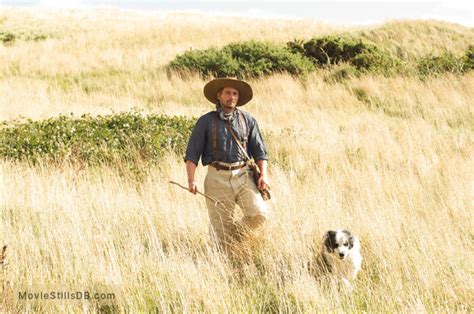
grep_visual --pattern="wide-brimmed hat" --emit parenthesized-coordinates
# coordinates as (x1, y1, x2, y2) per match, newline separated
(203, 78, 253, 106)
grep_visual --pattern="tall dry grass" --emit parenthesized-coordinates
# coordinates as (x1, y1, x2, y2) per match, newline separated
(0, 8, 473, 312)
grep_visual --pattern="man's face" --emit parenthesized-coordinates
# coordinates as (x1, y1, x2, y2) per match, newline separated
(217, 87, 239, 111)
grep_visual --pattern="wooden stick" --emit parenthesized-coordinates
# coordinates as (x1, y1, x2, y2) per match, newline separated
(168, 181, 224, 207)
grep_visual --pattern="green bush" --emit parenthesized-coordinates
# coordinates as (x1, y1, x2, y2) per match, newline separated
(24, 32, 48, 42)
(0, 30, 49, 44)
(288, 35, 402, 75)
(351, 46, 403, 75)
(417, 52, 467, 77)
(297, 36, 367, 66)
(0, 31, 15, 44)
(462, 45, 474, 70)
(286, 38, 305, 55)
(168, 41, 314, 78)
(0, 112, 195, 165)
(169, 37, 470, 79)
(168, 47, 240, 78)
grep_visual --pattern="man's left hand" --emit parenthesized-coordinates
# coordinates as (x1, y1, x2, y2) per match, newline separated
(258, 174, 269, 191)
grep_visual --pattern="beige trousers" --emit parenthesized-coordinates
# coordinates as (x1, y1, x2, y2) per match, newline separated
(204, 165, 268, 251)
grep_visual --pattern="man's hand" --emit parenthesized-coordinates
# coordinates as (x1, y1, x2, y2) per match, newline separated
(188, 180, 197, 194)
(257, 174, 269, 191)
(186, 160, 198, 194)
(256, 159, 269, 191)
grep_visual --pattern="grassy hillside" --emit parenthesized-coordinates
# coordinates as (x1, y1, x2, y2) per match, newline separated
(357, 20, 474, 59)
(1, 9, 473, 313)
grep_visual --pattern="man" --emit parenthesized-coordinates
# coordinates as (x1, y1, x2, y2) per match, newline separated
(184, 77, 269, 255)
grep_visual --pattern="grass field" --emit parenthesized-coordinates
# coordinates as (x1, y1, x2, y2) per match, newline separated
(1, 8, 473, 312)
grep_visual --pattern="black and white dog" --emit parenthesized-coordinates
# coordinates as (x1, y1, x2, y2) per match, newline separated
(317, 229, 362, 287)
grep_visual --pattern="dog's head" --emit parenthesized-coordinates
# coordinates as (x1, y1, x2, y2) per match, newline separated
(323, 230, 356, 260)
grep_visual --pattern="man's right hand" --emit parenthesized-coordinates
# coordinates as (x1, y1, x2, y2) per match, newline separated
(188, 181, 197, 194)
(186, 160, 198, 195)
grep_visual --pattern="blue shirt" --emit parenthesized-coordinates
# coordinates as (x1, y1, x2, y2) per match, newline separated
(185, 109, 268, 166)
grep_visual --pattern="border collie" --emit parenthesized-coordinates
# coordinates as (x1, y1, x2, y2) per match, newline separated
(317, 229, 362, 287)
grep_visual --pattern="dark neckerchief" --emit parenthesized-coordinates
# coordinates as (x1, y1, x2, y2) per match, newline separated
(216, 106, 238, 122)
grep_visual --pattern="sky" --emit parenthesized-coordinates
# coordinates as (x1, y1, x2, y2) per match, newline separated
(0, 0, 473, 27)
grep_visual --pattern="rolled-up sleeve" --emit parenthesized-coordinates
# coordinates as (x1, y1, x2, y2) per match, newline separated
(185, 116, 207, 165)
(248, 118, 268, 162)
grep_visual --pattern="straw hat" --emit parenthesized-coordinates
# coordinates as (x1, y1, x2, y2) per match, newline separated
(203, 77, 253, 106)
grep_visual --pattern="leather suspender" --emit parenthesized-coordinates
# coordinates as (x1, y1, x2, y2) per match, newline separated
(238, 111, 248, 150)
(211, 111, 219, 161)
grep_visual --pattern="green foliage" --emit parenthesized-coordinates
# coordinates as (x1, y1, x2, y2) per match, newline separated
(0, 31, 15, 44)
(351, 46, 404, 75)
(298, 36, 367, 66)
(462, 45, 474, 70)
(0, 112, 195, 166)
(22, 32, 48, 42)
(169, 47, 240, 78)
(286, 38, 305, 55)
(168, 41, 314, 78)
(227, 41, 315, 77)
(169, 36, 473, 79)
(288, 35, 403, 75)
(0, 28, 49, 45)
(416, 51, 467, 77)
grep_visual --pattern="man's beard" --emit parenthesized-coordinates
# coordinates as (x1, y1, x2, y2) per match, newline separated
(221, 100, 236, 110)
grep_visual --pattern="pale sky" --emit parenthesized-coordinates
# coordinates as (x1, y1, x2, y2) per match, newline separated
(1, 0, 473, 27)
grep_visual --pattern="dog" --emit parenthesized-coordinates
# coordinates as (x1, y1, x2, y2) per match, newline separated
(312, 229, 362, 288)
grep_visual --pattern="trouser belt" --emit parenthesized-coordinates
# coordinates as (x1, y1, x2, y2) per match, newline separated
(210, 161, 247, 171)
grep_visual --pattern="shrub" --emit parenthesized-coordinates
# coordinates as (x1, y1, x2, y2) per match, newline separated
(0, 31, 15, 44)
(24, 33, 48, 42)
(0, 30, 48, 44)
(350, 46, 403, 75)
(462, 45, 474, 70)
(289, 35, 402, 75)
(0, 112, 195, 166)
(417, 52, 466, 77)
(168, 41, 314, 78)
(168, 47, 240, 78)
(298, 36, 367, 66)
(286, 38, 305, 55)
(226, 41, 314, 77)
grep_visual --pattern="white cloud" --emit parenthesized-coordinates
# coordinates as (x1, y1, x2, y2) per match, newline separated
(37, 0, 84, 8)
(1, 0, 473, 27)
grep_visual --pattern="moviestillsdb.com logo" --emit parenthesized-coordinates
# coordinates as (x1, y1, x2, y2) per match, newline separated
(18, 291, 115, 301)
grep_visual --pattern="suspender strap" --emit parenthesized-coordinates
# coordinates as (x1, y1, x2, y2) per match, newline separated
(238, 111, 248, 150)
(211, 111, 219, 161)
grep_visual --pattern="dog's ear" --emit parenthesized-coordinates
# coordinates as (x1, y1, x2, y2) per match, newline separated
(324, 230, 337, 251)
(348, 235, 355, 249)
(342, 229, 355, 249)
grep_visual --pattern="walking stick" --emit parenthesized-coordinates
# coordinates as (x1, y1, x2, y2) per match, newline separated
(168, 181, 224, 207)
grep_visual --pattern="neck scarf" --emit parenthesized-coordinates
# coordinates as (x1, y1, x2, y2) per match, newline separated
(216, 105, 238, 121)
